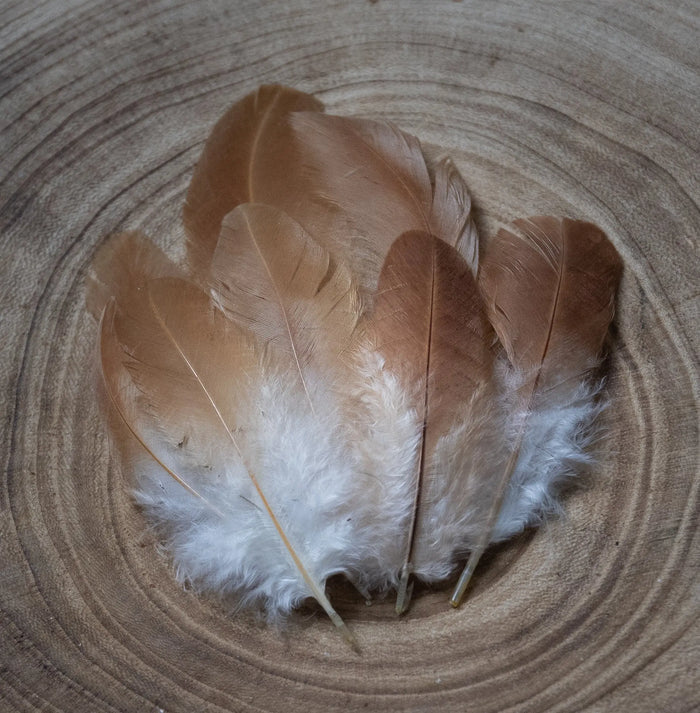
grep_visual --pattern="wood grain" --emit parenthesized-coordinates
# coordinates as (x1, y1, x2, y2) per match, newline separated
(1, 1, 698, 711)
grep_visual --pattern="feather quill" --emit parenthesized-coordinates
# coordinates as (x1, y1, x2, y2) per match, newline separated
(451, 216, 622, 605)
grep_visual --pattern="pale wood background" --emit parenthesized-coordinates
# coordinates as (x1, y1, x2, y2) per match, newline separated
(1, 1, 698, 711)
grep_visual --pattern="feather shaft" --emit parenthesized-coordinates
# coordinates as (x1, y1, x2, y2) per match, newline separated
(396, 245, 436, 614)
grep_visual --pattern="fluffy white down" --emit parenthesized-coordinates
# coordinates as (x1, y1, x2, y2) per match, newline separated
(133, 350, 603, 611)
(343, 352, 604, 587)
(493, 372, 604, 541)
(412, 384, 507, 581)
(343, 347, 421, 591)
(134, 362, 369, 618)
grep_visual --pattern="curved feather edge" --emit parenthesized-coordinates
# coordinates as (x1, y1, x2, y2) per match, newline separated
(429, 157, 479, 274)
(86, 231, 182, 319)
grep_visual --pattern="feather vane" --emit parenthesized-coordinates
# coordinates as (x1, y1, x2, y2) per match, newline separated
(208, 203, 360, 413)
(183, 85, 323, 273)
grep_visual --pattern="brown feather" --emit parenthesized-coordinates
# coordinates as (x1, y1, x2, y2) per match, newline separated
(368, 230, 493, 611)
(480, 216, 622, 386)
(183, 85, 323, 273)
(451, 216, 622, 605)
(88, 233, 220, 503)
(208, 203, 360, 413)
(86, 231, 181, 319)
(280, 113, 434, 296)
(429, 157, 479, 274)
(100, 270, 356, 643)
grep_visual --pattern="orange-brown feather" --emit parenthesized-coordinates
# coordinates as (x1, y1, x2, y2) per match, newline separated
(183, 85, 323, 273)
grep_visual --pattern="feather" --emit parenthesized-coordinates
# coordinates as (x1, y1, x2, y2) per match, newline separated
(284, 113, 480, 296)
(360, 231, 495, 612)
(90, 235, 239, 515)
(278, 112, 433, 296)
(143, 278, 357, 644)
(183, 85, 323, 273)
(88, 233, 217, 507)
(91, 236, 358, 642)
(207, 203, 360, 413)
(450, 216, 622, 605)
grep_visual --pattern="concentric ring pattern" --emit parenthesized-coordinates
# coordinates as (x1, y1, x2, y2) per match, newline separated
(1, 2, 698, 711)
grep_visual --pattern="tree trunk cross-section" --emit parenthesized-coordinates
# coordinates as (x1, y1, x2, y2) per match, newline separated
(1, 2, 698, 712)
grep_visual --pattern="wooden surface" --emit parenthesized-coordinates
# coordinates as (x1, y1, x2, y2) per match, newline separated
(1, 1, 698, 711)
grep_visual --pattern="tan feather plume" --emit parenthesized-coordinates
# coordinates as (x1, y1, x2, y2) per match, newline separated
(184, 85, 478, 291)
(283, 113, 479, 296)
(88, 235, 234, 514)
(365, 231, 493, 612)
(451, 216, 623, 605)
(144, 278, 356, 645)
